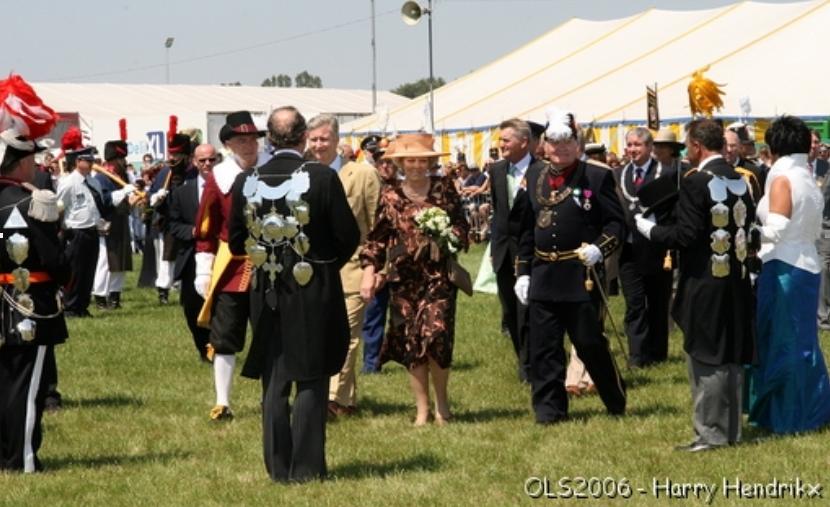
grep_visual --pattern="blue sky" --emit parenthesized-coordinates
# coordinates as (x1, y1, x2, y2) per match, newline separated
(2, 0, 799, 90)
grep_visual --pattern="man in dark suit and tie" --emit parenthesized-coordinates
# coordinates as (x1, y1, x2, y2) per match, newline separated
(489, 119, 544, 381)
(615, 127, 677, 368)
(168, 143, 217, 361)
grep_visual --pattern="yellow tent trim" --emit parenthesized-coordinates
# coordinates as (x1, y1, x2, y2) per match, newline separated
(436, 10, 650, 124)
(513, 2, 743, 121)
(593, 0, 830, 121)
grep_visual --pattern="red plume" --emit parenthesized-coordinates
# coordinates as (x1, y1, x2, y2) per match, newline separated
(119, 118, 127, 141)
(167, 115, 178, 142)
(0, 74, 59, 138)
(61, 126, 84, 151)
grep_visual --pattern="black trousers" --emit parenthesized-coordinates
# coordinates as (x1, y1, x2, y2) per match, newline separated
(0, 345, 46, 472)
(179, 258, 210, 358)
(262, 356, 328, 483)
(528, 299, 626, 422)
(209, 292, 250, 355)
(618, 249, 673, 367)
(63, 227, 100, 313)
(495, 260, 529, 379)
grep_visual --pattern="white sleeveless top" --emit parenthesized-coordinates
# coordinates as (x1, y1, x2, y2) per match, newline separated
(757, 154, 823, 273)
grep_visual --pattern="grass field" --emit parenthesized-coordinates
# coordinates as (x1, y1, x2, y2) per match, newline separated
(2, 244, 829, 506)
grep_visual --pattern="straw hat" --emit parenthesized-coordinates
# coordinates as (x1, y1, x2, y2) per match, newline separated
(653, 128, 684, 149)
(385, 133, 448, 158)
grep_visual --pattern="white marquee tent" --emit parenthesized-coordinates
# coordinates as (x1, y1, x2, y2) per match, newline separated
(343, 0, 829, 164)
(32, 83, 409, 161)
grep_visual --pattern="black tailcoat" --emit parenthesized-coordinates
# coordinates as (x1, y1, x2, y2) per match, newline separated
(650, 158, 755, 366)
(0, 180, 69, 346)
(228, 152, 359, 381)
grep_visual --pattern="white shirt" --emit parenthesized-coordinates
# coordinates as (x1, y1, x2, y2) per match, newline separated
(197, 174, 206, 203)
(758, 154, 823, 273)
(57, 170, 102, 229)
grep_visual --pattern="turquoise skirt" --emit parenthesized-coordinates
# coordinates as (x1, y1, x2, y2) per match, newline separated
(748, 259, 830, 433)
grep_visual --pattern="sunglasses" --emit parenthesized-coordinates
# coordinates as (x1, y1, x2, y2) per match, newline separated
(197, 157, 217, 163)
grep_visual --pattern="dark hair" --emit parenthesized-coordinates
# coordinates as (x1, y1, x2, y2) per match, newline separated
(764, 115, 810, 157)
(268, 106, 307, 149)
(686, 119, 724, 152)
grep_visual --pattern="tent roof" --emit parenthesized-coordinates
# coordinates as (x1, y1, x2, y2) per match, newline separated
(344, 0, 828, 134)
(32, 82, 409, 120)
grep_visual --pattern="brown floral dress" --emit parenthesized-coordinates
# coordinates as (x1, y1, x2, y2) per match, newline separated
(360, 176, 469, 369)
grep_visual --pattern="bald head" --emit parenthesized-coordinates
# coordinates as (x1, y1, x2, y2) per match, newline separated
(268, 106, 307, 150)
(193, 143, 217, 177)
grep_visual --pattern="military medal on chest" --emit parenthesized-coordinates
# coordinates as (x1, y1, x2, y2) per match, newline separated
(242, 164, 314, 290)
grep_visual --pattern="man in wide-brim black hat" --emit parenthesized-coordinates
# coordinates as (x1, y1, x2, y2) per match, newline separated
(195, 110, 269, 421)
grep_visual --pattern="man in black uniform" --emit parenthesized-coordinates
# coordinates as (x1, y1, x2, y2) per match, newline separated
(0, 127, 69, 472)
(489, 118, 543, 381)
(514, 109, 626, 424)
(92, 140, 137, 309)
(228, 106, 359, 482)
(147, 133, 194, 304)
(636, 119, 755, 451)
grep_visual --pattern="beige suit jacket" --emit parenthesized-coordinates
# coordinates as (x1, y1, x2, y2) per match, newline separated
(338, 160, 381, 293)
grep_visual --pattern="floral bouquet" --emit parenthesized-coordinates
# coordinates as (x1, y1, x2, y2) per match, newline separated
(414, 206, 462, 255)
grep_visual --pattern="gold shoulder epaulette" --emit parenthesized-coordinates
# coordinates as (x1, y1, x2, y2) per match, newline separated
(684, 167, 699, 177)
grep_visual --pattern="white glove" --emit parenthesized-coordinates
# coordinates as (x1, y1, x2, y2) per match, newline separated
(635, 213, 657, 240)
(149, 188, 169, 207)
(194, 252, 215, 298)
(514, 275, 530, 306)
(576, 244, 603, 267)
(759, 212, 790, 244)
(110, 184, 136, 206)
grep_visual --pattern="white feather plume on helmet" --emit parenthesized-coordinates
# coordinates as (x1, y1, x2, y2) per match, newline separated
(544, 107, 578, 142)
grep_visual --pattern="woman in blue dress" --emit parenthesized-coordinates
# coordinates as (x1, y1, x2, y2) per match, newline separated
(749, 116, 830, 433)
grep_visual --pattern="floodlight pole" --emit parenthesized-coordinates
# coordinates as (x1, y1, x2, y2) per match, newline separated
(165, 37, 175, 84)
(427, 0, 434, 133)
(371, 0, 377, 113)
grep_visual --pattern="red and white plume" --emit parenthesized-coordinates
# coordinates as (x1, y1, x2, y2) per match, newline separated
(119, 118, 127, 141)
(0, 74, 58, 139)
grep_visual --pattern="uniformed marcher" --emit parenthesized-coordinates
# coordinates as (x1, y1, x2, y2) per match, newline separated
(514, 109, 626, 424)
(228, 105, 359, 482)
(147, 129, 193, 304)
(0, 90, 69, 472)
(636, 119, 755, 451)
(56, 129, 106, 318)
(91, 139, 137, 309)
(193, 111, 269, 421)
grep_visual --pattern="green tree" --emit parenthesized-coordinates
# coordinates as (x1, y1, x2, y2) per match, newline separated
(220, 81, 242, 86)
(295, 71, 323, 88)
(391, 77, 446, 98)
(261, 74, 292, 87)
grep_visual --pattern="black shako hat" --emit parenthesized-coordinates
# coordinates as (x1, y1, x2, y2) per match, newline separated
(219, 110, 266, 144)
(104, 140, 128, 161)
(361, 135, 382, 153)
(168, 134, 192, 156)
